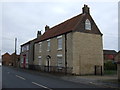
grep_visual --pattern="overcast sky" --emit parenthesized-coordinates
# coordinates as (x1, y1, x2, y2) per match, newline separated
(1, 1, 118, 55)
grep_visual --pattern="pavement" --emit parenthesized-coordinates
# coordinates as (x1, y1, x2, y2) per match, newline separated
(61, 74, 120, 89)
(4, 66, 120, 89)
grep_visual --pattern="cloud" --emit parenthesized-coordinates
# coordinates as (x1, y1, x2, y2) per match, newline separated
(2, 2, 118, 54)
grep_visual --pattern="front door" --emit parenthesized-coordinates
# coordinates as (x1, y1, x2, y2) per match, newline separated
(23, 55, 26, 68)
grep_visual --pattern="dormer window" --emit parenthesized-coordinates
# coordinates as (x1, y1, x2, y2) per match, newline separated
(85, 19, 91, 30)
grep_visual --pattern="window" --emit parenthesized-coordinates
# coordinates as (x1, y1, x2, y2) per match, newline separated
(39, 42, 42, 52)
(57, 36, 62, 50)
(85, 19, 91, 30)
(21, 47, 24, 52)
(26, 45, 29, 51)
(21, 45, 29, 52)
(47, 39, 50, 51)
(21, 58, 23, 63)
(38, 56, 42, 65)
(57, 54, 63, 69)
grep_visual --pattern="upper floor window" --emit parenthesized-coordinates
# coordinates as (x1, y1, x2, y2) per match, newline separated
(39, 42, 42, 52)
(26, 45, 29, 51)
(21, 45, 29, 52)
(47, 39, 50, 51)
(85, 19, 91, 30)
(57, 36, 62, 50)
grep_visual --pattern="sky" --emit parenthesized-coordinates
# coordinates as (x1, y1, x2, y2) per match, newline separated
(118, 1, 120, 51)
(1, 1, 119, 55)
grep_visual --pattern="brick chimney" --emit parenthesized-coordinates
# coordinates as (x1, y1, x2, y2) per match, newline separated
(82, 4, 90, 14)
(45, 25, 50, 32)
(37, 31, 41, 38)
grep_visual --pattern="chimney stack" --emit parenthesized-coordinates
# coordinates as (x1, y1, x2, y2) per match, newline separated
(45, 25, 50, 32)
(37, 31, 41, 38)
(82, 4, 90, 14)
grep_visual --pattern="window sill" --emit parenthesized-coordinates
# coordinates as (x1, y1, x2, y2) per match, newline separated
(47, 50, 50, 52)
(57, 48, 62, 51)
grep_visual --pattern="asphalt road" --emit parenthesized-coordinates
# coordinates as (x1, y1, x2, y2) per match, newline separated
(2, 66, 103, 89)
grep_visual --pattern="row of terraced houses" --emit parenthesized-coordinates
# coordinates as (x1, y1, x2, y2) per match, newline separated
(20, 5, 104, 75)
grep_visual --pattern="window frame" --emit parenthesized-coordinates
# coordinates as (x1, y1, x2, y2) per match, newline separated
(85, 19, 91, 30)
(39, 42, 42, 52)
(47, 39, 50, 51)
(57, 54, 63, 69)
(57, 35, 62, 50)
(38, 56, 42, 65)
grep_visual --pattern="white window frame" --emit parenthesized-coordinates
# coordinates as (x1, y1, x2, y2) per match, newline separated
(38, 56, 42, 65)
(26, 45, 29, 51)
(39, 42, 42, 52)
(57, 35, 62, 50)
(57, 54, 63, 69)
(47, 39, 50, 51)
(85, 19, 91, 30)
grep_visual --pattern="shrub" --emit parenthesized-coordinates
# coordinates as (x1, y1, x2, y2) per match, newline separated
(104, 60, 117, 70)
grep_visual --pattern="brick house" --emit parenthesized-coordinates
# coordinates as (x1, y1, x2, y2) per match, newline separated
(20, 31, 41, 69)
(33, 5, 103, 75)
(114, 51, 120, 81)
(2, 52, 19, 67)
(2, 53, 11, 66)
(103, 50, 117, 62)
(10, 53, 20, 67)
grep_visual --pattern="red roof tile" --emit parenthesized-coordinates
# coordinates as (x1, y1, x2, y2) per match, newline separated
(36, 14, 85, 42)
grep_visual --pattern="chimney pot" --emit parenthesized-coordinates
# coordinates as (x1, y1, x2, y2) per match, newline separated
(82, 4, 90, 14)
(45, 25, 50, 32)
(37, 31, 41, 38)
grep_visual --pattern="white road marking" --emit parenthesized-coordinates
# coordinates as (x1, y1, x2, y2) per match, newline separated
(16, 75, 26, 80)
(32, 82, 52, 90)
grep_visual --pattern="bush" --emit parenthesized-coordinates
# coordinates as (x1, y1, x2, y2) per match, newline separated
(104, 60, 117, 70)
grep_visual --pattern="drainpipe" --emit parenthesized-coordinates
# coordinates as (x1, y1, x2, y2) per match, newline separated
(65, 33, 67, 75)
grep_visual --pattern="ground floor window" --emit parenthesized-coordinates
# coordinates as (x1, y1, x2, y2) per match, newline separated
(38, 56, 42, 65)
(57, 55, 63, 69)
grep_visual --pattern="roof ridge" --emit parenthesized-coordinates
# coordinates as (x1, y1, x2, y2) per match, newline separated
(36, 13, 84, 42)
(49, 13, 83, 31)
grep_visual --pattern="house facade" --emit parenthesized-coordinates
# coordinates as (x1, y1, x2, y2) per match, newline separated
(2, 53, 11, 66)
(11, 53, 20, 67)
(2, 52, 20, 67)
(34, 5, 103, 75)
(20, 31, 41, 69)
(114, 51, 120, 81)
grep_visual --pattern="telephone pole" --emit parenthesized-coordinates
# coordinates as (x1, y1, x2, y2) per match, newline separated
(15, 38, 17, 54)
(14, 38, 17, 67)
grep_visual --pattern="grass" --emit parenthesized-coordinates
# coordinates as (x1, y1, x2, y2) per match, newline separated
(104, 70, 117, 75)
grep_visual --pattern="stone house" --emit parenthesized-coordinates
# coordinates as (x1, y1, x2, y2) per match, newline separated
(114, 51, 120, 81)
(34, 5, 103, 75)
(20, 31, 41, 69)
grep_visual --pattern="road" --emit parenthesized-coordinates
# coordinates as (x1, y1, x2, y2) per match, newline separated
(2, 66, 103, 89)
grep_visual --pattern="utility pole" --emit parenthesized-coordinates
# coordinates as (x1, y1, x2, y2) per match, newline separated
(14, 38, 17, 67)
(15, 38, 17, 54)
